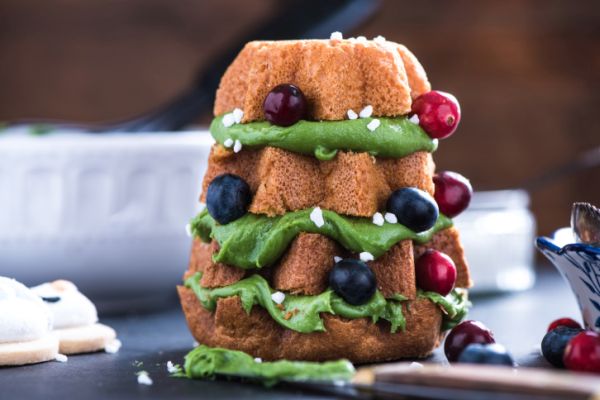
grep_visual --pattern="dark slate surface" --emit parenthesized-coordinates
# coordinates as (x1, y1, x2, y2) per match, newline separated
(0, 268, 577, 399)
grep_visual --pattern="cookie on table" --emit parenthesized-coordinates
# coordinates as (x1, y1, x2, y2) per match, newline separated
(0, 277, 59, 366)
(32, 280, 120, 355)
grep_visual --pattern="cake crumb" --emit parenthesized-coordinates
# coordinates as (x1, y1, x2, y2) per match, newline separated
(384, 212, 398, 224)
(372, 212, 384, 226)
(222, 113, 236, 127)
(310, 207, 325, 228)
(330, 31, 343, 41)
(359, 105, 373, 118)
(55, 354, 68, 363)
(166, 361, 179, 374)
(105, 339, 122, 354)
(373, 35, 386, 44)
(283, 311, 293, 320)
(232, 108, 244, 123)
(137, 371, 153, 386)
(233, 139, 242, 153)
(409, 114, 420, 125)
(276, 303, 285, 311)
(367, 119, 381, 132)
(271, 291, 285, 305)
(347, 109, 358, 120)
(359, 252, 374, 262)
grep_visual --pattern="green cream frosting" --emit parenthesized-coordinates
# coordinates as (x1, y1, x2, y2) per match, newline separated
(185, 272, 469, 334)
(210, 116, 437, 160)
(191, 208, 453, 270)
(184, 344, 355, 385)
(185, 272, 407, 334)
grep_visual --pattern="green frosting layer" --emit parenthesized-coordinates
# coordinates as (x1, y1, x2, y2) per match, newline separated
(419, 289, 471, 331)
(185, 272, 407, 334)
(191, 208, 453, 270)
(210, 116, 437, 160)
(184, 344, 355, 386)
(185, 272, 469, 334)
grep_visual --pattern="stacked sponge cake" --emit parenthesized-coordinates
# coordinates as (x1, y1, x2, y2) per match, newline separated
(178, 37, 472, 363)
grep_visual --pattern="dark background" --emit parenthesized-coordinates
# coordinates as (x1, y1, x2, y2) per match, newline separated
(1, 0, 598, 235)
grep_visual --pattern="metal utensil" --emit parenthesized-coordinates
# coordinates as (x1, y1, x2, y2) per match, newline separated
(571, 202, 600, 246)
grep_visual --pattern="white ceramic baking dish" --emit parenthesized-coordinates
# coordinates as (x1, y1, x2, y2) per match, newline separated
(0, 131, 213, 312)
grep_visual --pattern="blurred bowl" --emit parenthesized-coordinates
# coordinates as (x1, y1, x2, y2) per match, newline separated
(0, 131, 213, 312)
(454, 190, 536, 294)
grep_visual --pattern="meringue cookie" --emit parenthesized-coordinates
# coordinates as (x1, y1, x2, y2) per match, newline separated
(32, 280, 98, 329)
(0, 277, 53, 344)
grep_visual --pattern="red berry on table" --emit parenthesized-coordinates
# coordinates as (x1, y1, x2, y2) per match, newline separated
(263, 84, 307, 126)
(433, 171, 473, 218)
(415, 250, 457, 296)
(547, 317, 582, 333)
(444, 320, 495, 362)
(563, 331, 600, 374)
(411, 90, 461, 139)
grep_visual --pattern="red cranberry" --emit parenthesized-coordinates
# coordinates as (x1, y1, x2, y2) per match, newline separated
(411, 90, 461, 139)
(433, 171, 473, 218)
(415, 250, 457, 296)
(445, 320, 495, 362)
(547, 318, 582, 333)
(563, 331, 600, 374)
(263, 84, 307, 126)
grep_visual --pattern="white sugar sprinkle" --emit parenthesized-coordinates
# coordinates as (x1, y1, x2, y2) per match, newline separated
(359, 105, 373, 118)
(330, 31, 343, 41)
(185, 223, 192, 238)
(334, 256, 342, 263)
(409, 361, 424, 369)
(167, 361, 178, 374)
(222, 113, 235, 127)
(105, 339, 122, 354)
(55, 354, 68, 363)
(347, 109, 358, 120)
(254, 357, 263, 363)
(356, 36, 367, 43)
(372, 212, 384, 226)
(408, 114, 420, 125)
(232, 108, 244, 123)
(223, 138, 234, 148)
(271, 291, 285, 305)
(359, 252, 374, 262)
(192, 340, 200, 347)
(367, 119, 381, 132)
(233, 139, 242, 153)
(373, 35, 386, 44)
(310, 207, 325, 228)
(384, 212, 398, 224)
(137, 371, 153, 386)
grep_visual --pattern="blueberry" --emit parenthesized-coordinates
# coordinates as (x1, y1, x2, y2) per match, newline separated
(386, 188, 439, 232)
(457, 343, 515, 366)
(206, 174, 251, 224)
(541, 326, 582, 368)
(329, 259, 376, 305)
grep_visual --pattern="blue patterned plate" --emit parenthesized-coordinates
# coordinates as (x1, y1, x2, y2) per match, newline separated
(536, 228, 600, 331)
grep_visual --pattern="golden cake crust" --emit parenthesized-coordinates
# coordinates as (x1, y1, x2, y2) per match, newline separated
(201, 145, 435, 217)
(214, 39, 431, 122)
(178, 287, 443, 363)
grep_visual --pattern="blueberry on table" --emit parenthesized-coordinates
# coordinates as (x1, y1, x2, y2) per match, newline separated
(386, 187, 439, 232)
(457, 343, 515, 366)
(444, 320, 495, 362)
(329, 259, 376, 306)
(206, 174, 251, 224)
(263, 84, 307, 127)
(541, 326, 582, 368)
